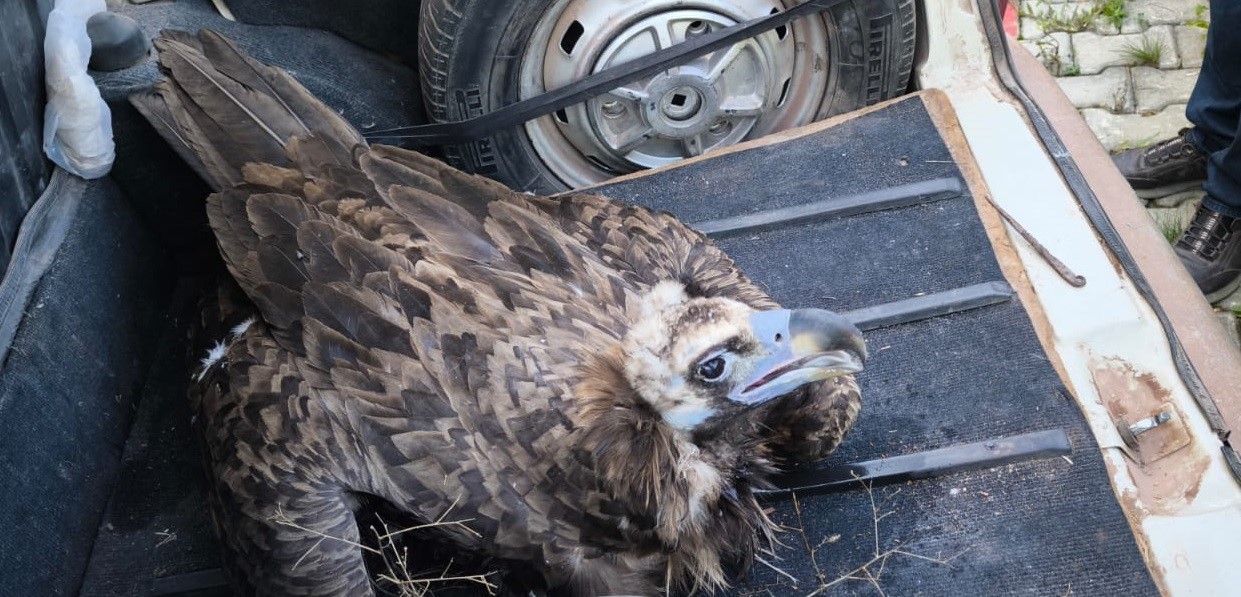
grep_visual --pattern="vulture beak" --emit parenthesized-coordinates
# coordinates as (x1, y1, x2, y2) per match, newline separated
(730, 309, 867, 406)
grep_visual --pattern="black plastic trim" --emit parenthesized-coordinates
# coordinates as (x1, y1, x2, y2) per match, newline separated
(843, 280, 1014, 331)
(150, 568, 230, 595)
(759, 428, 1073, 499)
(694, 177, 964, 237)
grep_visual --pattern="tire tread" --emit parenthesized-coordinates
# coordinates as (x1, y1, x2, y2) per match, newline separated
(418, 0, 469, 122)
(892, 0, 917, 98)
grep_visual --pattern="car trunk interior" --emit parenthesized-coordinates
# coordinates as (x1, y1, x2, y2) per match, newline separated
(0, 0, 1161, 595)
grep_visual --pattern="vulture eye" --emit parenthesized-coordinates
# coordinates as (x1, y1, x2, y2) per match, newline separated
(695, 356, 729, 382)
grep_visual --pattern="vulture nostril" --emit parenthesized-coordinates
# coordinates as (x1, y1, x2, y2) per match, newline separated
(774, 333, 783, 342)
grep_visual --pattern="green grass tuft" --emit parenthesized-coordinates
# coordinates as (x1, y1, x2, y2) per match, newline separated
(1020, 2, 1100, 33)
(1122, 35, 1165, 67)
(1098, 0, 1128, 30)
(1188, 4, 1209, 29)
(1153, 211, 1188, 244)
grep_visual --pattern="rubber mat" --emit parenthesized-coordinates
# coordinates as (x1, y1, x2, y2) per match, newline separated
(595, 93, 1158, 596)
(0, 177, 177, 596)
(78, 278, 228, 597)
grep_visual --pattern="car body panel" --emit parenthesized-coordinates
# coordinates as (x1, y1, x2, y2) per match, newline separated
(917, 1, 1241, 593)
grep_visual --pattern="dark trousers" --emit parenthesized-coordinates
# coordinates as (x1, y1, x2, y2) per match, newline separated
(1188, 0, 1241, 216)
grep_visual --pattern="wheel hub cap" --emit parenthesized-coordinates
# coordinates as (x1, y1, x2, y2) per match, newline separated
(521, 0, 830, 188)
(646, 77, 717, 134)
(658, 85, 705, 123)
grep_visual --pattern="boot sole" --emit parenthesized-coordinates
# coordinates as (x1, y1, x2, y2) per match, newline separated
(1205, 275, 1241, 303)
(1134, 181, 1205, 200)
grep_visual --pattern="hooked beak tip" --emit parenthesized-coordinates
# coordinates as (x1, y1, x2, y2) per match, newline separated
(788, 308, 867, 363)
(732, 308, 867, 405)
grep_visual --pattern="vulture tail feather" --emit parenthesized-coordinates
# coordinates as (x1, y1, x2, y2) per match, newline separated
(195, 30, 364, 150)
(156, 37, 286, 146)
(129, 87, 220, 189)
(133, 29, 365, 190)
(195, 30, 312, 134)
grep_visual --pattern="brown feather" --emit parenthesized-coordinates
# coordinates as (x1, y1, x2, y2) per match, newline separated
(154, 36, 295, 165)
(239, 162, 305, 193)
(137, 29, 362, 191)
(302, 282, 413, 357)
(295, 221, 352, 283)
(362, 145, 499, 218)
(287, 133, 356, 177)
(385, 185, 499, 262)
(129, 86, 219, 188)
(195, 30, 364, 150)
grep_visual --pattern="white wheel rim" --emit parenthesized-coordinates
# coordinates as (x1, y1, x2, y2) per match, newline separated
(519, 0, 832, 188)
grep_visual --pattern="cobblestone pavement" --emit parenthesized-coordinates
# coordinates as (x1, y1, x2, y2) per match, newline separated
(1015, 0, 1240, 344)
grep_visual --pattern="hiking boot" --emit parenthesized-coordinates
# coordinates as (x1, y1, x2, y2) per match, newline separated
(1174, 202, 1241, 302)
(1113, 128, 1208, 199)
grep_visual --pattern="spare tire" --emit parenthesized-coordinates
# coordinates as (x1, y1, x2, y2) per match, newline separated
(419, 0, 917, 192)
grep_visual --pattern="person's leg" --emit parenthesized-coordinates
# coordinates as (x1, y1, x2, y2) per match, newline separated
(1173, 0, 1241, 301)
(1187, 0, 1241, 217)
(1111, 1, 1241, 201)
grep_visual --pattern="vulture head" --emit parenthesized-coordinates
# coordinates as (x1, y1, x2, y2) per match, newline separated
(623, 282, 867, 433)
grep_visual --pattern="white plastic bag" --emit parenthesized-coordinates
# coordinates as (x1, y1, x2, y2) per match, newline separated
(43, 0, 114, 179)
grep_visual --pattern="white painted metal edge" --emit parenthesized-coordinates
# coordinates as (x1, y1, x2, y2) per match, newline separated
(916, 1, 1241, 594)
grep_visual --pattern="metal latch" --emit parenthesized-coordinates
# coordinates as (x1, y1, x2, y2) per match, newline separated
(1113, 403, 1190, 464)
